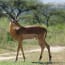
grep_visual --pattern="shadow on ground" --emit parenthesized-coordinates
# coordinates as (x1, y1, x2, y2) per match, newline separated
(32, 61, 65, 65)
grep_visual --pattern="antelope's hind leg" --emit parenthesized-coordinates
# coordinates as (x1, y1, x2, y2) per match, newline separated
(38, 37, 45, 61)
(39, 45, 45, 61)
(45, 41, 52, 62)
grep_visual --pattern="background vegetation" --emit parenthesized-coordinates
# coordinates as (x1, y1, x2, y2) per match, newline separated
(0, 0, 65, 52)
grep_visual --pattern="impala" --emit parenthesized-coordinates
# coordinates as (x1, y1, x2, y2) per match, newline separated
(1, 5, 52, 62)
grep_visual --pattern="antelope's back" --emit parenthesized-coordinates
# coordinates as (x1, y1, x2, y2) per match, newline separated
(16, 26, 47, 34)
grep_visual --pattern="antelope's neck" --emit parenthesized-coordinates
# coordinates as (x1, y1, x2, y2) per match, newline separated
(9, 22, 20, 34)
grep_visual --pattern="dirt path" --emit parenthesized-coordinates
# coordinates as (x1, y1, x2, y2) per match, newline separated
(0, 46, 65, 61)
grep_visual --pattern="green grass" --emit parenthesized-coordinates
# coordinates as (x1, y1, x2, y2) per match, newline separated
(0, 17, 9, 30)
(0, 61, 36, 65)
(47, 24, 64, 46)
(47, 24, 65, 46)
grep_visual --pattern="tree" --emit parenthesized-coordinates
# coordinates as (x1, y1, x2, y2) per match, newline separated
(0, 0, 65, 26)
(37, 4, 57, 27)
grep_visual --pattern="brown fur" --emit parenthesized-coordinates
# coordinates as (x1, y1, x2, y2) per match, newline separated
(9, 21, 52, 61)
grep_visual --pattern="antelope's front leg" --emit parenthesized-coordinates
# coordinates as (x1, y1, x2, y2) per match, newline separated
(20, 41, 25, 62)
(15, 42, 21, 61)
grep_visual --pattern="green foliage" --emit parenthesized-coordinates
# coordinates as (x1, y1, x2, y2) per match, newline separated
(47, 24, 65, 46)
(6, 32, 13, 41)
(0, 0, 65, 26)
(0, 0, 65, 51)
